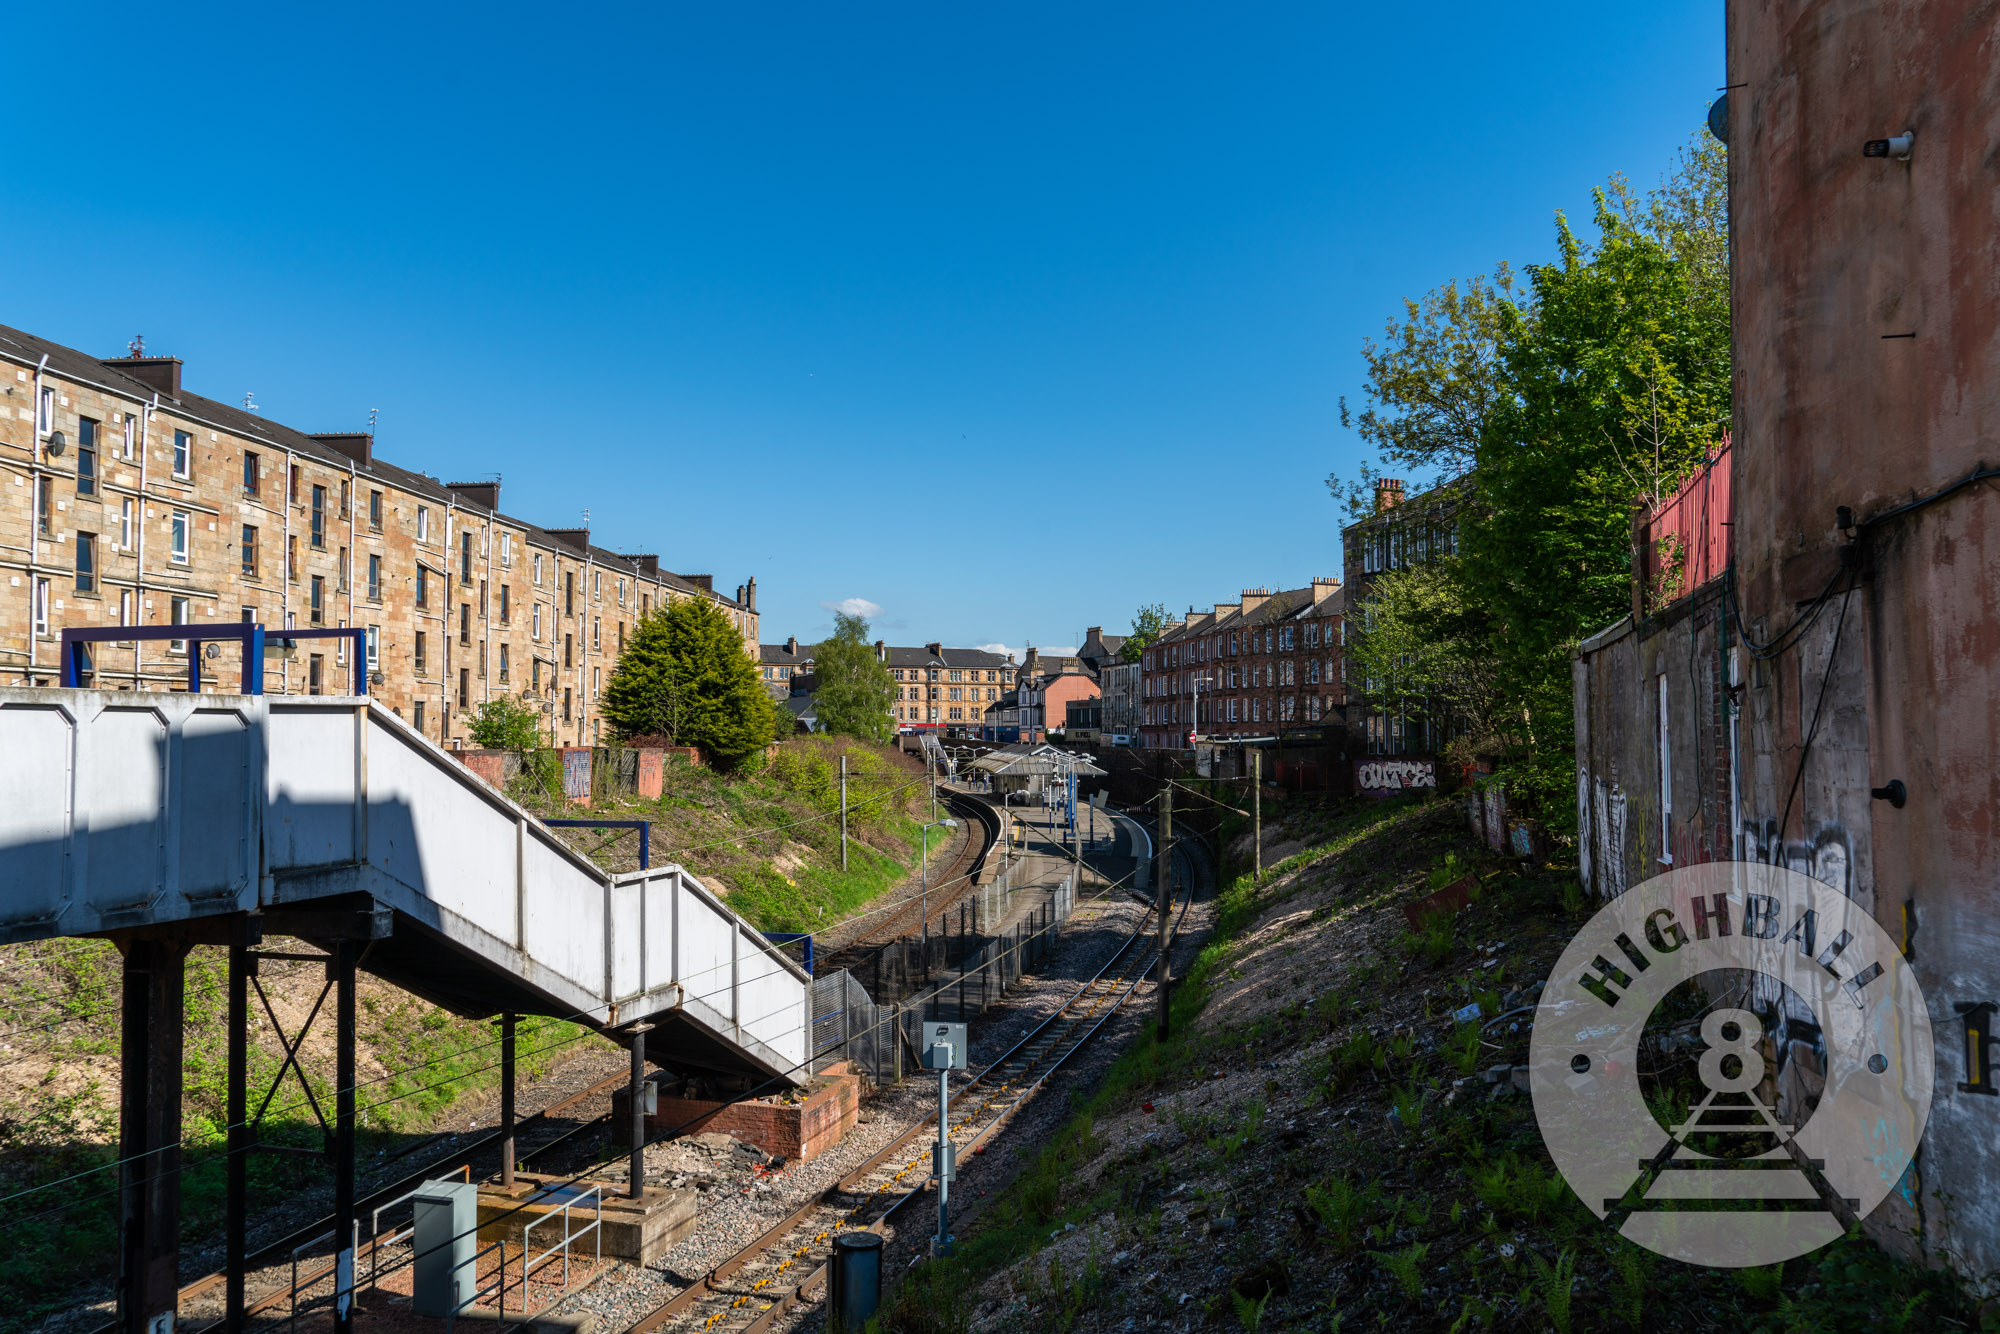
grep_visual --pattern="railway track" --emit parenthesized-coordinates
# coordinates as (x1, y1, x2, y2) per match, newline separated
(820, 790, 1000, 961)
(111, 1060, 631, 1334)
(625, 826, 1207, 1334)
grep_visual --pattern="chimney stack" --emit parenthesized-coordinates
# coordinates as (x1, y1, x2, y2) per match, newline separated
(1374, 477, 1406, 511)
(445, 480, 500, 511)
(786, 636, 798, 655)
(103, 355, 183, 398)
(311, 432, 373, 466)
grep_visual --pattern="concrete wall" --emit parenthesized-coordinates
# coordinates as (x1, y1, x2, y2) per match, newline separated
(1573, 583, 1736, 901)
(1571, 1, 2000, 1283)
(1729, 0, 2000, 1280)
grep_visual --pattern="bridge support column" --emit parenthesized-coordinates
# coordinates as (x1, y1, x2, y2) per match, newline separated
(118, 936, 189, 1334)
(333, 941, 358, 1334)
(499, 1014, 517, 1189)
(224, 920, 254, 1334)
(627, 1023, 653, 1199)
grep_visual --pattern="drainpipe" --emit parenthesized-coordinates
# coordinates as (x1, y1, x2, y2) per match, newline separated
(133, 392, 156, 690)
(482, 508, 493, 709)
(281, 449, 294, 695)
(347, 457, 358, 690)
(27, 355, 46, 676)
(444, 502, 455, 741)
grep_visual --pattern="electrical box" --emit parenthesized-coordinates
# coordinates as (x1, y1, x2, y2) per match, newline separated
(932, 1141, 956, 1182)
(923, 1022, 967, 1071)
(412, 1178, 477, 1318)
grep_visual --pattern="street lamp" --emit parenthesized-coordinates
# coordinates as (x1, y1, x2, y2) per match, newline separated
(921, 818, 958, 952)
(1191, 674, 1215, 746)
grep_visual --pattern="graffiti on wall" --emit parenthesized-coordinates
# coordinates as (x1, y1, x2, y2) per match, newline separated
(1743, 818, 1853, 898)
(1356, 759, 1436, 794)
(1577, 769, 1630, 900)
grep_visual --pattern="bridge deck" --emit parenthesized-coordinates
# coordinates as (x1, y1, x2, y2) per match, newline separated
(0, 688, 808, 1083)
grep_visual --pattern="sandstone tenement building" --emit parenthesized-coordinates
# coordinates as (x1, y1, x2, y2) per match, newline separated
(0, 324, 758, 747)
(1137, 578, 1343, 749)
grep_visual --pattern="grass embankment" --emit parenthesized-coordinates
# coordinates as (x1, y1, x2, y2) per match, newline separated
(0, 734, 933, 1329)
(879, 793, 1983, 1334)
(509, 735, 941, 933)
(0, 940, 589, 1330)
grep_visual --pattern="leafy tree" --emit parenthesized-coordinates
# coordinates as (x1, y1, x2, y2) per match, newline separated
(466, 694, 545, 751)
(1119, 603, 1171, 663)
(1327, 268, 1519, 518)
(1463, 156, 1731, 822)
(1332, 134, 1729, 827)
(603, 597, 777, 765)
(811, 612, 897, 741)
(1342, 558, 1508, 763)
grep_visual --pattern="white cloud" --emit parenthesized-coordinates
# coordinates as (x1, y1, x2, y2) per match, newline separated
(820, 597, 883, 619)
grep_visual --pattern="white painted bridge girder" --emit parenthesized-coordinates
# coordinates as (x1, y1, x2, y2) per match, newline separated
(0, 689, 808, 1082)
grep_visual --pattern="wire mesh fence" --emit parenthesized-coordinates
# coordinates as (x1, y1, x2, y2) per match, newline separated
(808, 875, 1077, 1084)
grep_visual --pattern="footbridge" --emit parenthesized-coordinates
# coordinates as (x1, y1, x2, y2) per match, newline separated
(0, 686, 809, 1331)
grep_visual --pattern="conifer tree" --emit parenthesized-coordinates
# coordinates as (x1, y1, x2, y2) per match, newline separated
(604, 597, 777, 765)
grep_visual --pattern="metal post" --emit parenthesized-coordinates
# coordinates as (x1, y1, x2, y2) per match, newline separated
(1253, 749, 1262, 881)
(893, 1003, 903, 1083)
(118, 936, 188, 1334)
(333, 941, 357, 1334)
(934, 1064, 951, 1254)
(1156, 787, 1172, 1042)
(225, 934, 249, 1334)
(920, 826, 931, 961)
(499, 1014, 517, 1190)
(840, 754, 849, 873)
(627, 1024, 652, 1199)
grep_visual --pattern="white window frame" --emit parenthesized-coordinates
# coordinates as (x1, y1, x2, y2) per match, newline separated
(366, 625, 381, 669)
(32, 577, 50, 636)
(170, 510, 190, 563)
(123, 413, 138, 460)
(417, 506, 431, 543)
(119, 498, 133, 550)
(172, 430, 191, 478)
(532, 552, 543, 585)
(170, 595, 190, 653)
(532, 602, 543, 640)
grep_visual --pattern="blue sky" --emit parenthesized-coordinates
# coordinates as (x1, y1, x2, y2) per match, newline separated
(4, 3, 1719, 659)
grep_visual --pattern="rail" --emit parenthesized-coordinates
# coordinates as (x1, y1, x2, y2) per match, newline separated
(623, 822, 1208, 1334)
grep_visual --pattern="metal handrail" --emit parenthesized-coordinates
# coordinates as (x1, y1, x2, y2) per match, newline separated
(286, 1221, 357, 1332)
(367, 1166, 472, 1288)
(445, 1239, 508, 1332)
(520, 1183, 604, 1300)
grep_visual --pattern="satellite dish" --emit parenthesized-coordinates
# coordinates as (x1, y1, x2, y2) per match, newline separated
(204, 643, 222, 661)
(1707, 94, 1729, 145)
(44, 431, 66, 457)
